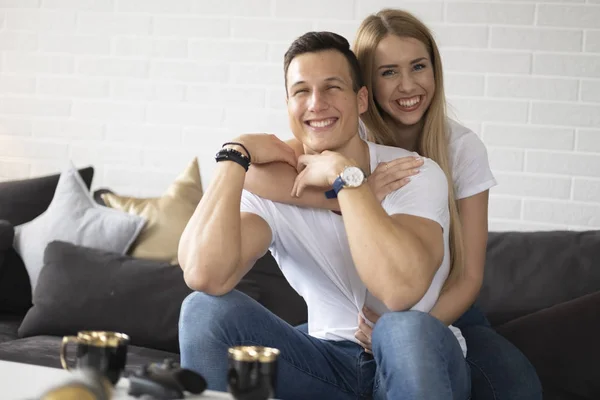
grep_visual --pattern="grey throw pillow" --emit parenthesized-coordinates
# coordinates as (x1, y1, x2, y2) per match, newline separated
(13, 163, 146, 294)
(18, 241, 262, 353)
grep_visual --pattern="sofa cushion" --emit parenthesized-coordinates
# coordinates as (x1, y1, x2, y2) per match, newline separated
(0, 221, 31, 316)
(0, 335, 179, 375)
(0, 167, 94, 316)
(0, 315, 22, 344)
(18, 241, 193, 353)
(13, 163, 146, 294)
(479, 230, 600, 326)
(0, 220, 13, 252)
(17, 241, 262, 354)
(495, 290, 600, 400)
(0, 166, 94, 226)
(99, 157, 204, 265)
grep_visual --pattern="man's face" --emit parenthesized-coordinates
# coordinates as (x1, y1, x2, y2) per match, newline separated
(286, 50, 367, 154)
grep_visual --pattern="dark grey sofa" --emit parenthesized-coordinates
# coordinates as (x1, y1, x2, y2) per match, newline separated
(0, 169, 598, 399)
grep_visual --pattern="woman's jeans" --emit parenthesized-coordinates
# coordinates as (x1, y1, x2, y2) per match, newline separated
(453, 304, 543, 400)
(295, 304, 542, 399)
(179, 290, 471, 400)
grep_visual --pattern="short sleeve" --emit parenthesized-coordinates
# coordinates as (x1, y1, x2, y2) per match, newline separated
(240, 190, 276, 246)
(449, 127, 497, 200)
(358, 119, 368, 140)
(381, 159, 449, 229)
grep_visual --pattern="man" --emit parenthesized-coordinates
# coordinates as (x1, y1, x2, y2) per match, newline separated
(177, 31, 470, 399)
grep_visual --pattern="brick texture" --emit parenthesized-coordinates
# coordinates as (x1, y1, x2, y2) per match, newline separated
(0, 1, 597, 230)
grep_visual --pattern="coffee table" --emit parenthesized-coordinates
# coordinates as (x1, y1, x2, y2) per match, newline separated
(0, 360, 236, 399)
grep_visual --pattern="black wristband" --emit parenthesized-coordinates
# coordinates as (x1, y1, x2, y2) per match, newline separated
(222, 142, 251, 163)
(215, 148, 251, 171)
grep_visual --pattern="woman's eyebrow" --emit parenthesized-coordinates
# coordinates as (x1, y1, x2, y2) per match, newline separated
(377, 57, 429, 70)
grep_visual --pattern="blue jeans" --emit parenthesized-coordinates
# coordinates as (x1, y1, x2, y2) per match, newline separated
(179, 290, 471, 399)
(453, 305, 542, 400)
(296, 304, 542, 399)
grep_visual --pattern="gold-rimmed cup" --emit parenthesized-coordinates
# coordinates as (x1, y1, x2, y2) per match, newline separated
(227, 346, 280, 400)
(60, 331, 129, 385)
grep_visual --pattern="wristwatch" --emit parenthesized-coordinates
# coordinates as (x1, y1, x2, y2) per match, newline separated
(325, 166, 366, 199)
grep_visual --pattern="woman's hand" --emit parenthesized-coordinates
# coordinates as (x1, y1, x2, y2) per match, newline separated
(368, 156, 424, 202)
(233, 134, 297, 167)
(355, 307, 381, 354)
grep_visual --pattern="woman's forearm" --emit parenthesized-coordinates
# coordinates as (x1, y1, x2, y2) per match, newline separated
(428, 191, 490, 325)
(245, 162, 340, 210)
(428, 275, 483, 325)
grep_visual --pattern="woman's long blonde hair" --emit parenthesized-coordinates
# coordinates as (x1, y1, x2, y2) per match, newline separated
(353, 9, 464, 290)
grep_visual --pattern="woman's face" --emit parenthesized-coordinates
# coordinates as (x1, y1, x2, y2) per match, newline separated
(372, 34, 435, 129)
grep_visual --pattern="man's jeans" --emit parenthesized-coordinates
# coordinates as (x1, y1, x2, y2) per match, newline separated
(179, 290, 471, 400)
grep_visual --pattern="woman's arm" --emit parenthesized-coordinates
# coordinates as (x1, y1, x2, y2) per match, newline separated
(244, 138, 340, 210)
(245, 138, 423, 211)
(428, 190, 490, 326)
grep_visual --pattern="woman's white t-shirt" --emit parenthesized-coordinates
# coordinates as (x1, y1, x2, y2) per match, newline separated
(359, 118, 497, 199)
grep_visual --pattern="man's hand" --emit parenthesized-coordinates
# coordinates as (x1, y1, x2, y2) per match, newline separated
(291, 151, 352, 197)
(354, 307, 381, 354)
(229, 134, 297, 167)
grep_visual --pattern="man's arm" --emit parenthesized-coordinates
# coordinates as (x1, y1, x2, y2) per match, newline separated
(244, 137, 339, 210)
(338, 185, 444, 312)
(178, 134, 296, 296)
(293, 150, 447, 312)
(178, 159, 272, 296)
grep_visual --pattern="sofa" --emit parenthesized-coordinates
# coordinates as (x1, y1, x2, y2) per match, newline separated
(0, 165, 598, 400)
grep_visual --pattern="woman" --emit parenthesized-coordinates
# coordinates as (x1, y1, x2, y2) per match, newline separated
(244, 9, 542, 399)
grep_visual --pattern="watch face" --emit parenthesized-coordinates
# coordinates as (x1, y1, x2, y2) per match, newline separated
(341, 166, 365, 187)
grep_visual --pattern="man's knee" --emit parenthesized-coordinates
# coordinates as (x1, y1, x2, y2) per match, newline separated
(373, 310, 446, 346)
(179, 290, 255, 334)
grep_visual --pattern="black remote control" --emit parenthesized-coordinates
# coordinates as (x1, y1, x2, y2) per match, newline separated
(128, 358, 207, 400)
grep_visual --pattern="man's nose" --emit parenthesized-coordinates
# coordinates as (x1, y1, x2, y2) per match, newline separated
(308, 91, 329, 112)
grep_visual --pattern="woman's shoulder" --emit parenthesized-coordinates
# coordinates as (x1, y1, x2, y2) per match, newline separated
(446, 118, 488, 158)
(445, 118, 497, 198)
(447, 118, 480, 145)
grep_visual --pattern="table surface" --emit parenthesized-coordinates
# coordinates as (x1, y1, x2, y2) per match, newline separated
(0, 360, 236, 400)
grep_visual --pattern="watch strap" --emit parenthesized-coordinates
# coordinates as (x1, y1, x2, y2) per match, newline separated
(324, 176, 345, 199)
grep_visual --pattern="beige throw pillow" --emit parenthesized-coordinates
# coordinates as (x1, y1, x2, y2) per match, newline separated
(101, 158, 203, 265)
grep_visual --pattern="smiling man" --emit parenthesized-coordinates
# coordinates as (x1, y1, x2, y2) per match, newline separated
(177, 31, 470, 399)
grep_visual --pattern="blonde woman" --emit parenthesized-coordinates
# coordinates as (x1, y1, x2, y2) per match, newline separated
(244, 9, 542, 399)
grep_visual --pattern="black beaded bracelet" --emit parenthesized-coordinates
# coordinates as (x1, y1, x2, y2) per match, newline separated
(215, 148, 251, 171)
(222, 142, 251, 163)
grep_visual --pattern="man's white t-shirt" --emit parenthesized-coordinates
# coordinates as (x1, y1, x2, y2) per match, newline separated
(240, 141, 467, 357)
(359, 118, 497, 199)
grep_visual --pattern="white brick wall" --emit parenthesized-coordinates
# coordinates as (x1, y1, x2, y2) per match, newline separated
(0, 0, 598, 231)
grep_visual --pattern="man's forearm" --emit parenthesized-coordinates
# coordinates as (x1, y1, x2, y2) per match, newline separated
(178, 161, 246, 292)
(337, 186, 432, 311)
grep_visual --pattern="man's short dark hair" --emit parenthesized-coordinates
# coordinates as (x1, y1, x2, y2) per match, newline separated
(283, 31, 364, 94)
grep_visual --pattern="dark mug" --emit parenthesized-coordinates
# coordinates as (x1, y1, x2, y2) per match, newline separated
(227, 346, 280, 400)
(60, 331, 130, 385)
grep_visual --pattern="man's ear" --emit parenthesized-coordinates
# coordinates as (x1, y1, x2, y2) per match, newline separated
(357, 86, 368, 115)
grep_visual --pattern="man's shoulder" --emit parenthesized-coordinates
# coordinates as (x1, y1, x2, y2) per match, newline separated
(368, 141, 417, 163)
(368, 141, 446, 184)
